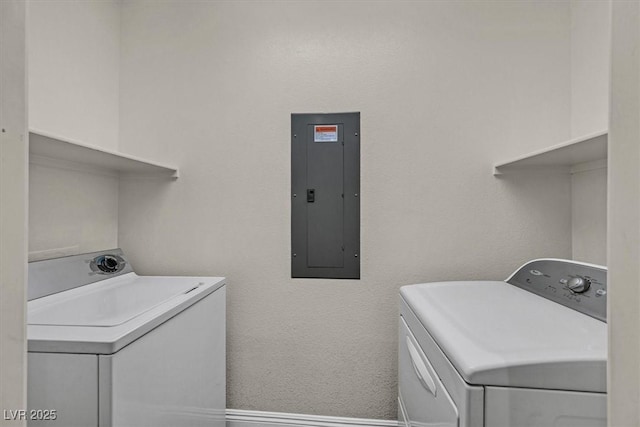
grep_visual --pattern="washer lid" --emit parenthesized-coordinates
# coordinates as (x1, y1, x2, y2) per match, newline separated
(27, 273, 226, 354)
(400, 281, 607, 393)
(29, 274, 200, 327)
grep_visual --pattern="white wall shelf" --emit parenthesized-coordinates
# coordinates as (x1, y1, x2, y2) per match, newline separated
(29, 130, 179, 179)
(494, 131, 608, 175)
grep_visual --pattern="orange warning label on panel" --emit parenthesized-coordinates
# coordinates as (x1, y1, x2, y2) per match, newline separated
(314, 125, 338, 142)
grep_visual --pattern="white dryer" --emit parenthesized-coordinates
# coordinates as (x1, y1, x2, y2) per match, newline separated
(27, 249, 226, 427)
(398, 259, 607, 427)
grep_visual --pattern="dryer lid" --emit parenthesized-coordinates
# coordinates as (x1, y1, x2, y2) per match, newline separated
(400, 280, 607, 393)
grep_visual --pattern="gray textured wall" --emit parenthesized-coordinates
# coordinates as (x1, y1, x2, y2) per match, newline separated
(117, 1, 573, 419)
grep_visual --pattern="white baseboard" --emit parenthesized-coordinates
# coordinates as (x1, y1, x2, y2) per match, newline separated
(226, 409, 399, 427)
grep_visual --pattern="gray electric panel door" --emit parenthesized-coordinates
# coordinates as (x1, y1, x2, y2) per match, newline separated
(291, 112, 360, 279)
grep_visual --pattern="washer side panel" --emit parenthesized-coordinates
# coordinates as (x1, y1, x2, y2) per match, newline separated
(27, 352, 98, 427)
(105, 287, 225, 427)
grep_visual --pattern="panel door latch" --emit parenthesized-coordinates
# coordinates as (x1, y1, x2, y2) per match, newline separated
(307, 189, 315, 203)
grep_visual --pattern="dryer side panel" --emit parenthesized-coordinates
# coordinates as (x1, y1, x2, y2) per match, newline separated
(485, 386, 606, 427)
(399, 316, 459, 426)
(400, 296, 484, 427)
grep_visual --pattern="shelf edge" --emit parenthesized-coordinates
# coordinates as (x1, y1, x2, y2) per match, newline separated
(493, 130, 608, 175)
(29, 128, 179, 179)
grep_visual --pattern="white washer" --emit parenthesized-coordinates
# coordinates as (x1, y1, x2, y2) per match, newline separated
(27, 249, 226, 427)
(398, 259, 607, 427)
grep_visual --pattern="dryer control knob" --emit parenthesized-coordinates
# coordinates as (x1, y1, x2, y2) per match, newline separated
(567, 277, 591, 294)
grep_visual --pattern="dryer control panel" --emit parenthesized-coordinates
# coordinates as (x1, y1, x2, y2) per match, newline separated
(506, 259, 607, 322)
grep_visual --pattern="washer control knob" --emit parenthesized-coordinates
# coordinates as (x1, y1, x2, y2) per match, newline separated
(90, 254, 125, 274)
(567, 277, 591, 294)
